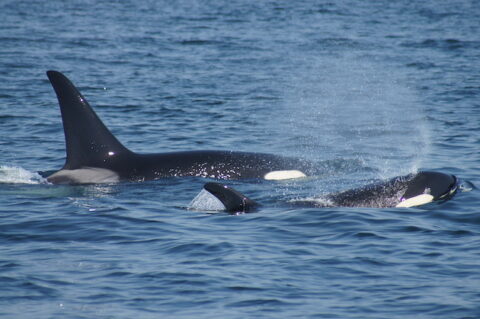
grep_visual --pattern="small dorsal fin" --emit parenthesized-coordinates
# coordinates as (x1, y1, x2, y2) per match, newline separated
(47, 71, 132, 169)
(203, 182, 258, 213)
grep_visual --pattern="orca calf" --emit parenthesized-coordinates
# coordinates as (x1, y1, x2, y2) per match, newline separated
(200, 171, 458, 213)
(45, 71, 318, 184)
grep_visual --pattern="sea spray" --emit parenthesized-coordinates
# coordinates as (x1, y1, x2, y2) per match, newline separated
(0, 165, 46, 184)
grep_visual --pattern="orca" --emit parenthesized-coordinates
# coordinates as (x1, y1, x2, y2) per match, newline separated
(199, 171, 458, 213)
(45, 71, 318, 184)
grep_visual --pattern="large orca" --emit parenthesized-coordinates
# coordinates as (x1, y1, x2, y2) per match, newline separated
(45, 71, 318, 184)
(199, 171, 458, 213)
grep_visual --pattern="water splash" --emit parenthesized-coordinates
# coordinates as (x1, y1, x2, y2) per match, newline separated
(188, 188, 226, 212)
(0, 165, 47, 184)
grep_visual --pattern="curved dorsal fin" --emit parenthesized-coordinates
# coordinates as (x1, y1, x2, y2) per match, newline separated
(47, 71, 132, 169)
(203, 182, 258, 213)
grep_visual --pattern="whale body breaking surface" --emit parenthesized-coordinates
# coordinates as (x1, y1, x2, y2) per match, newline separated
(43, 71, 458, 209)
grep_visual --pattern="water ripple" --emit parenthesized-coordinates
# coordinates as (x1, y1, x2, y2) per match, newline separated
(1, 0, 479, 318)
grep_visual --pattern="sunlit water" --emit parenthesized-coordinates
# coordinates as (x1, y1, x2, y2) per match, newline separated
(1, 1, 479, 318)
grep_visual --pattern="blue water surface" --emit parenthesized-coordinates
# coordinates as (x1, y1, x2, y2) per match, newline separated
(1, 0, 479, 318)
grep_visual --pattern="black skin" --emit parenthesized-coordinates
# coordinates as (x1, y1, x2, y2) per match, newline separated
(203, 171, 458, 213)
(46, 71, 319, 184)
(45, 71, 459, 210)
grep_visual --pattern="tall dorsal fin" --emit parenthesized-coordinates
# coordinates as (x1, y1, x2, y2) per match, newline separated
(47, 71, 132, 169)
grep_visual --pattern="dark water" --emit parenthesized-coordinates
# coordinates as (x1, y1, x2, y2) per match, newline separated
(1, 0, 480, 318)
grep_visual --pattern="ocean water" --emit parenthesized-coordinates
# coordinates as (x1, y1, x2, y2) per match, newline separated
(1, 0, 479, 318)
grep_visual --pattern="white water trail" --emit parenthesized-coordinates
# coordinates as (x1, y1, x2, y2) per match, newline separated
(0, 165, 47, 184)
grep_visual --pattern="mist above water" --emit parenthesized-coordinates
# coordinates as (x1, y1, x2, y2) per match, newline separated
(277, 55, 431, 180)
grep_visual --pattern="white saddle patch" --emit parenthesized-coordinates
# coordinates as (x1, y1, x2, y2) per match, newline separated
(396, 194, 434, 208)
(264, 170, 307, 181)
(47, 167, 120, 184)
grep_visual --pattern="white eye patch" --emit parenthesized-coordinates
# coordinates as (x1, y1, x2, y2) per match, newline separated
(264, 170, 307, 181)
(396, 194, 434, 208)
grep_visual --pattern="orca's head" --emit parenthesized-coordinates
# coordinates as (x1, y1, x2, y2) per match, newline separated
(397, 171, 458, 207)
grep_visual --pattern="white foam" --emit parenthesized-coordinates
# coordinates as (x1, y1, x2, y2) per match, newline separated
(188, 189, 226, 212)
(288, 196, 335, 207)
(0, 165, 46, 184)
